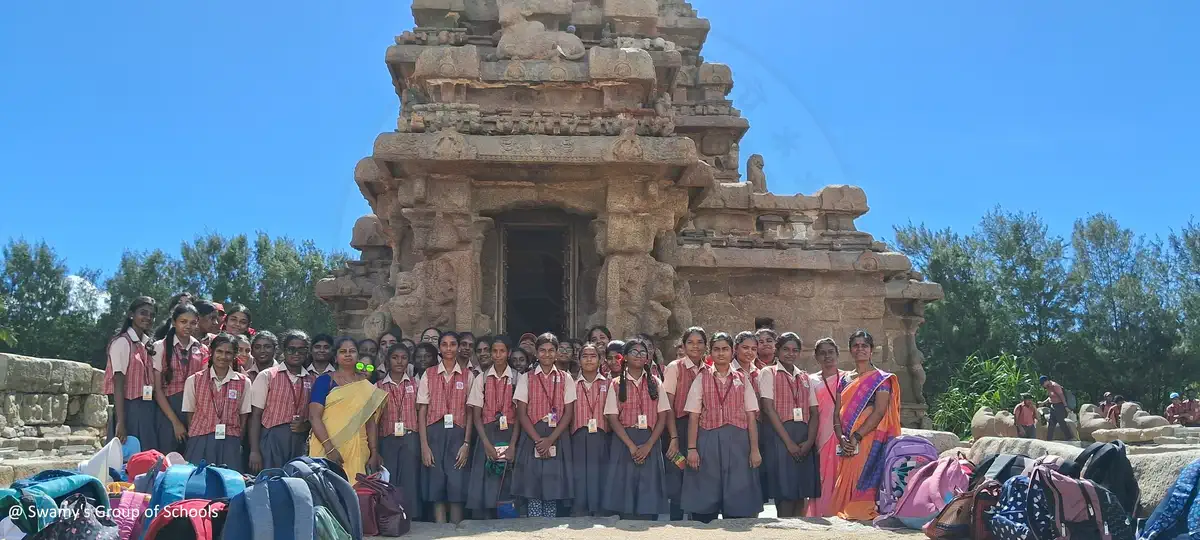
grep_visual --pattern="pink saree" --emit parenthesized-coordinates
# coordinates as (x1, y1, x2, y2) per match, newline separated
(807, 370, 847, 517)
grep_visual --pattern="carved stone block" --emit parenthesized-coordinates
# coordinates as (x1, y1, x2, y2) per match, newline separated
(587, 46, 655, 81)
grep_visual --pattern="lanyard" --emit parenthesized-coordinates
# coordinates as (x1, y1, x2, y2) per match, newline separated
(281, 370, 306, 415)
(535, 370, 559, 412)
(823, 371, 842, 405)
(205, 375, 231, 422)
(442, 369, 461, 415)
(387, 379, 409, 420)
(137, 342, 153, 384)
(783, 368, 803, 409)
(713, 370, 734, 414)
(485, 374, 513, 418)
(579, 378, 601, 416)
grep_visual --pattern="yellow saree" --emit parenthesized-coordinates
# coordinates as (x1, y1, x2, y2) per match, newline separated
(830, 369, 902, 521)
(309, 379, 387, 482)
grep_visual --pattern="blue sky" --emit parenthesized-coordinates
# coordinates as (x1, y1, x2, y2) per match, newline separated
(2, 0, 1197, 276)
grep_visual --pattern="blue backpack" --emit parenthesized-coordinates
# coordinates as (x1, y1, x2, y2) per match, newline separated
(283, 457, 362, 540)
(223, 468, 317, 540)
(1137, 457, 1200, 540)
(141, 462, 244, 539)
(0, 470, 109, 534)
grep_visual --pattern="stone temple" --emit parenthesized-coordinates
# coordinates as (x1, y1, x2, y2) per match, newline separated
(316, 0, 944, 427)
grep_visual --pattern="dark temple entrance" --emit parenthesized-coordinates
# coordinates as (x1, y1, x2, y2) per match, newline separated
(502, 226, 570, 340)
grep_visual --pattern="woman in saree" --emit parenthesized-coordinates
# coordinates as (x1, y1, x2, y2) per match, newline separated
(308, 336, 387, 481)
(829, 330, 901, 521)
(807, 337, 848, 517)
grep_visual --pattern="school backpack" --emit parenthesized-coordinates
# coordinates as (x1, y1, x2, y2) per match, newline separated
(353, 473, 410, 537)
(142, 462, 244, 539)
(1061, 441, 1140, 517)
(922, 478, 1002, 540)
(989, 465, 1134, 540)
(1066, 390, 1079, 412)
(0, 470, 110, 535)
(126, 450, 166, 482)
(143, 499, 227, 540)
(1136, 456, 1200, 540)
(971, 453, 1035, 490)
(315, 507, 352, 540)
(875, 455, 971, 530)
(223, 468, 317, 540)
(27, 493, 118, 540)
(283, 457, 362, 540)
(113, 491, 151, 540)
(877, 435, 941, 515)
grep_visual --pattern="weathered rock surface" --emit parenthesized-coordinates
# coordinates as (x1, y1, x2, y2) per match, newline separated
(1092, 425, 1176, 444)
(1077, 404, 1115, 442)
(968, 436, 1084, 464)
(972, 407, 1017, 439)
(902, 428, 963, 455)
(1120, 402, 1169, 429)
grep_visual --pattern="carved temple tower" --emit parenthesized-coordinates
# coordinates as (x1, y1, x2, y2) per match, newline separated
(317, 0, 943, 427)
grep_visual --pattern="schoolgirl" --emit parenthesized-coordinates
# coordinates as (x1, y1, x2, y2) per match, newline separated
(754, 328, 777, 371)
(456, 332, 476, 373)
(223, 303, 252, 336)
(512, 332, 576, 517)
(412, 342, 439, 379)
(309, 333, 337, 375)
(153, 292, 193, 341)
(733, 331, 763, 396)
(358, 339, 379, 365)
(465, 336, 518, 517)
(681, 332, 763, 522)
(248, 330, 315, 471)
(605, 340, 625, 378)
(152, 304, 209, 453)
(474, 335, 493, 373)
(376, 343, 424, 522)
(660, 326, 707, 521)
(182, 333, 252, 471)
(103, 296, 159, 446)
(509, 347, 531, 375)
(570, 342, 609, 516)
(194, 300, 223, 346)
(246, 331, 278, 382)
(419, 327, 441, 344)
(758, 332, 820, 517)
(233, 335, 252, 372)
(601, 338, 670, 518)
(418, 331, 475, 524)
(586, 326, 612, 355)
(378, 326, 403, 351)
(556, 339, 578, 377)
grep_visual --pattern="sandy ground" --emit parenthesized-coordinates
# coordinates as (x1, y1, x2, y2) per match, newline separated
(380, 511, 919, 539)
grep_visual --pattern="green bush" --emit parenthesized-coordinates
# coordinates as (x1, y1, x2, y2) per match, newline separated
(931, 353, 1045, 438)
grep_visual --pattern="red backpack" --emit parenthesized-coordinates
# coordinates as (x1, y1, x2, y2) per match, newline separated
(353, 473, 410, 537)
(143, 499, 228, 540)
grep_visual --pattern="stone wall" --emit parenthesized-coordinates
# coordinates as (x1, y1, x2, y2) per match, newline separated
(0, 353, 108, 482)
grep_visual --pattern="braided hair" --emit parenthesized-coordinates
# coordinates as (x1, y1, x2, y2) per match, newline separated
(618, 337, 659, 403)
(116, 296, 156, 338)
(161, 303, 199, 385)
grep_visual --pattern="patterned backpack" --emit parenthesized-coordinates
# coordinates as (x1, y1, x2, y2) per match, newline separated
(1137, 456, 1200, 540)
(877, 436, 941, 515)
(989, 465, 1134, 540)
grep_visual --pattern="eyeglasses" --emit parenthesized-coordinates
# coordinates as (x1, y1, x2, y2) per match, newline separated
(626, 349, 649, 357)
(286, 346, 310, 355)
(355, 362, 376, 373)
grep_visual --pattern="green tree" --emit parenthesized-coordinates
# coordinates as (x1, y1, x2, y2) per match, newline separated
(931, 353, 1044, 438)
(894, 224, 997, 398)
(1070, 214, 1183, 411)
(0, 240, 96, 361)
(976, 209, 1080, 373)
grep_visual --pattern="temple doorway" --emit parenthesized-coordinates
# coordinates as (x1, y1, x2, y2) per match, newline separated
(502, 226, 570, 340)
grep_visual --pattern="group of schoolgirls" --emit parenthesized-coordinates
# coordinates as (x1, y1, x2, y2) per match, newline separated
(102, 294, 326, 476)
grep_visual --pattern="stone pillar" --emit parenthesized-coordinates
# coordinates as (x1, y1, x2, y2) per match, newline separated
(591, 176, 681, 340)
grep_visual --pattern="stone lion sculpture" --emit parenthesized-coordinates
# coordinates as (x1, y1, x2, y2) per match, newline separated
(746, 154, 767, 193)
(496, 0, 586, 61)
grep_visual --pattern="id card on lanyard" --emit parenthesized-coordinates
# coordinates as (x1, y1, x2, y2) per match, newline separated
(208, 379, 234, 440)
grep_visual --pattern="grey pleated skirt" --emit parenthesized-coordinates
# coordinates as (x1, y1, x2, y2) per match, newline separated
(154, 393, 187, 454)
(466, 422, 515, 510)
(259, 423, 307, 470)
(569, 428, 609, 514)
(511, 420, 573, 501)
(421, 423, 469, 503)
(601, 427, 669, 516)
(761, 420, 820, 501)
(681, 425, 763, 518)
(107, 398, 162, 452)
(664, 416, 689, 501)
(184, 434, 244, 472)
(380, 432, 424, 521)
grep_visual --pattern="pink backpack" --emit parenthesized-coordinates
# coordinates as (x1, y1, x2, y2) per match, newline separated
(113, 491, 151, 540)
(874, 455, 970, 530)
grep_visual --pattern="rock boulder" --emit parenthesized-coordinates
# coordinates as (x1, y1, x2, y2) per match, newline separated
(968, 436, 1084, 464)
(971, 407, 1017, 440)
(1077, 404, 1115, 442)
(902, 428, 963, 455)
(1120, 402, 1169, 429)
(1130, 450, 1200, 517)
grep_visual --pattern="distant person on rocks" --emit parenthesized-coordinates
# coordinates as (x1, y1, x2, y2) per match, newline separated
(1013, 394, 1036, 438)
(1039, 376, 1074, 441)
(1099, 392, 1115, 416)
(1166, 393, 1194, 425)
(1187, 390, 1200, 425)
(1106, 396, 1125, 427)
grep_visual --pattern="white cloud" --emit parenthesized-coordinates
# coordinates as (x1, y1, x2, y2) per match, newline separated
(66, 275, 110, 317)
